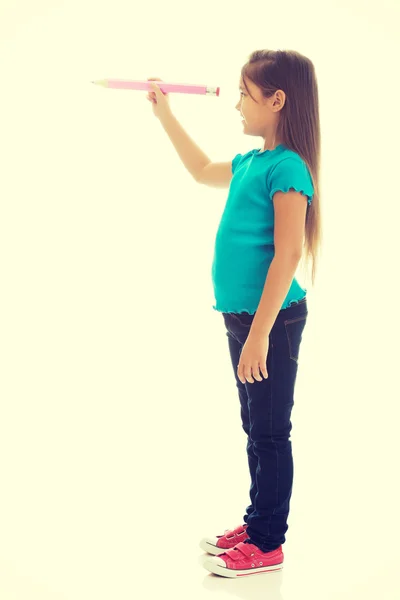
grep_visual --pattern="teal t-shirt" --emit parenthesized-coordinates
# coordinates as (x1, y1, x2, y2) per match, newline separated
(211, 143, 314, 314)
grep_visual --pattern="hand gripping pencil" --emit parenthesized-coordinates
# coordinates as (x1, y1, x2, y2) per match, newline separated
(92, 79, 220, 96)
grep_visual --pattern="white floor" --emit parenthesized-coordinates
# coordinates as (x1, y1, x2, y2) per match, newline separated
(1, 316, 399, 600)
(0, 453, 399, 600)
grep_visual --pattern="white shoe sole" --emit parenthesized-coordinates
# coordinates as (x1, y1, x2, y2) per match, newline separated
(202, 555, 284, 578)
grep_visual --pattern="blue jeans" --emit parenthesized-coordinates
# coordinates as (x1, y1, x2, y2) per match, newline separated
(222, 297, 308, 552)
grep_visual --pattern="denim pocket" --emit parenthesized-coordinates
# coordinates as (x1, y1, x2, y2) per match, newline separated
(284, 314, 307, 363)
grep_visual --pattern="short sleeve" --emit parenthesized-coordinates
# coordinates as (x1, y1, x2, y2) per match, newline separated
(232, 150, 255, 174)
(268, 157, 314, 206)
(232, 153, 243, 174)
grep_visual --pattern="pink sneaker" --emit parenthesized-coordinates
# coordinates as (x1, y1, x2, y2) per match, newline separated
(199, 524, 249, 555)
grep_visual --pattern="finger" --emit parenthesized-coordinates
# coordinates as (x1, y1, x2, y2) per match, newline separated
(149, 83, 161, 98)
(245, 368, 254, 384)
(147, 79, 159, 93)
(150, 81, 167, 96)
(251, 363, 262, 382)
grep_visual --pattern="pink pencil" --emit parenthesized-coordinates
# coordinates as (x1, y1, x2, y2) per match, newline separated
(92, 79, 220, 96)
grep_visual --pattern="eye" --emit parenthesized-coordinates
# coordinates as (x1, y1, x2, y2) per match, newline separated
(240, 91, 245, 96)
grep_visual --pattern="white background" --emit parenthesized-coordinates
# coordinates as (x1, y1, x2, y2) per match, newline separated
(0, 0, 399, 598)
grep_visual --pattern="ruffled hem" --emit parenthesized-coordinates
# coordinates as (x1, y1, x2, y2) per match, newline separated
(215, 307, 257, 315)
(270, 186, 313, 206)
(213, 295, 307, 314)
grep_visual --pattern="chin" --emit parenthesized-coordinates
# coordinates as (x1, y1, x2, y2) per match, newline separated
(242, 125, 257, 138)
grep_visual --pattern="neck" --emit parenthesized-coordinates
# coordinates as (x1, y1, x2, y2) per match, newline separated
(262, 129, 282, 151)
(262, 139, 281, 151)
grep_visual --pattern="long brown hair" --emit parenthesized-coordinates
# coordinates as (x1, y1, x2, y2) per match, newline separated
(241, 49, 322, 287)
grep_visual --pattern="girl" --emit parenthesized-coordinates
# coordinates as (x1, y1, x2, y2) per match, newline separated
(147, 48, 321, 578)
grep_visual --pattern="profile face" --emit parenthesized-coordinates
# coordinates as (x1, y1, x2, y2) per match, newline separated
(235, 78, 267, 136)
(235, 76, 284, 141)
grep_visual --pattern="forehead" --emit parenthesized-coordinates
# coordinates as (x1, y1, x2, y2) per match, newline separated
(239, 78, 253, 92)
